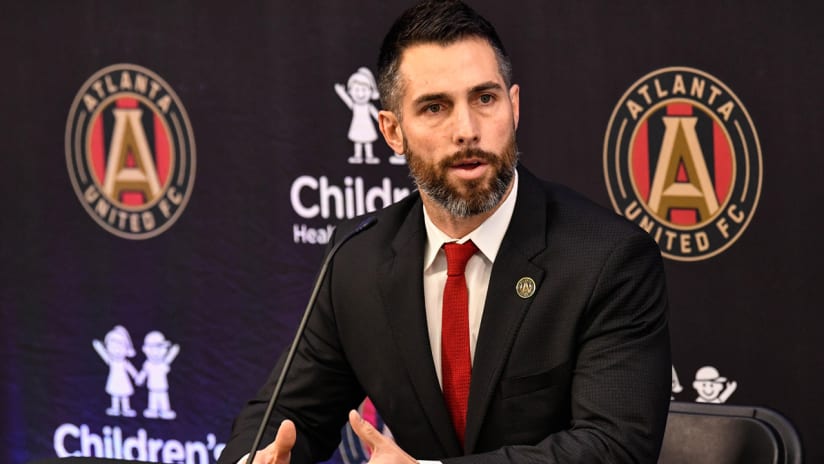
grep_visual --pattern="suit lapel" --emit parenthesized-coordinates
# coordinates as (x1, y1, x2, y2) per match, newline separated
(464, 167, 549, 452)
(377, 199, 462, 456)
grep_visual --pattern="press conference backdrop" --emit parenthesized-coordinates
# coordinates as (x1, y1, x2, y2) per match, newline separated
(1, 1, 821, 463)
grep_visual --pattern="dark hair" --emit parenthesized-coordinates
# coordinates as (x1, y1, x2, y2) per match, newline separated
(377, 0, 512, 114)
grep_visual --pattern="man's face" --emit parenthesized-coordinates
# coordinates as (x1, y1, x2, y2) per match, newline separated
(380, 37, 520, 218)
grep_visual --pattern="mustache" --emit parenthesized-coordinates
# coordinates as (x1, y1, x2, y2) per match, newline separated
(438, 148, 501, 168)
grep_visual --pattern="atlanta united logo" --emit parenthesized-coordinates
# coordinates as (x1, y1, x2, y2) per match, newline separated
(65, 64, 195, 239)
(604, 67, 762, 261)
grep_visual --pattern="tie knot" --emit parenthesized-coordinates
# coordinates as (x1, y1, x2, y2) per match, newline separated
(443, 241, 478, 276)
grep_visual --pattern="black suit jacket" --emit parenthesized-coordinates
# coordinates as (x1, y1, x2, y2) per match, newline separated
(219, 166, 671, 463)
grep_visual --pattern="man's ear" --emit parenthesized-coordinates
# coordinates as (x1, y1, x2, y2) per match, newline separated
(509, 84, 520, 130)
(378, 110, 404, 154)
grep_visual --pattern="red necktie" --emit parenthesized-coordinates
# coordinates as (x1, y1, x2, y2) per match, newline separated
(441, 240, 477, 447)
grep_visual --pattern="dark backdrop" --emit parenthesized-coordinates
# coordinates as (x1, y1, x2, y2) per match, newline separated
(2, 1, 821, 463)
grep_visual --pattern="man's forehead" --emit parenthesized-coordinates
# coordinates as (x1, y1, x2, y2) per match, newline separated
(396, 37, 504, 95)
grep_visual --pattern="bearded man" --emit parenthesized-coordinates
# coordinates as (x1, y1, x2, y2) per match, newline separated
(220, 1, 671, 463)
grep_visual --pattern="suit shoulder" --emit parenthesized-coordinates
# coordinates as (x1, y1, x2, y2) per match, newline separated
(539, 180, 656, 247)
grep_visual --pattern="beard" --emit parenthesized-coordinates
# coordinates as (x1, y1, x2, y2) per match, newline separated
(405, 134, 519, 218)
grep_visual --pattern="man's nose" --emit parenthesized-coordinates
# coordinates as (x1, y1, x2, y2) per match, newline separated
(451, 104, 479, 147)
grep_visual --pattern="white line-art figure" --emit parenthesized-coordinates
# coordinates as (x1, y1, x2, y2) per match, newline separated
(671, 365, 684, 399)
(136, 330, 180, 420)
(335, 67, 406, 166)
(693, 365, 737, 403)
(92, 325, 139, 417)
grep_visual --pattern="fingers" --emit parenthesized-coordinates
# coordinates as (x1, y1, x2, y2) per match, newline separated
(349, 410, 417, 463)
(349, 409, 380, 452)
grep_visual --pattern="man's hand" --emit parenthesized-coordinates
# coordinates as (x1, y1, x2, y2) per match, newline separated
(349, 410, 417, 464)
(248, 420, 296, 464)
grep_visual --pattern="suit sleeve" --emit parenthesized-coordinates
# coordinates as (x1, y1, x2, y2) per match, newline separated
(217, 225, 366, 464)
(445, 232, 672, 463)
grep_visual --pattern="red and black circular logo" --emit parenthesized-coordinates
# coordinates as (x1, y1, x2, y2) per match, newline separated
(604, 67, 762, 261)
(66, 64, 195, 240)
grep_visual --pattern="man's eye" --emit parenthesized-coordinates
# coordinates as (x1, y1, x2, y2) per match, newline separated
(479, 94, 493, 104)
(425, 104, 442, 113)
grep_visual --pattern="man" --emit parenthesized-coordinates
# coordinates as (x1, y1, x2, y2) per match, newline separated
(219, 1, 671, 462)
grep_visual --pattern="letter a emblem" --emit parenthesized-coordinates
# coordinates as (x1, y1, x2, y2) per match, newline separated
(103, 106, 163, 205)
(647, 116, 719, 222)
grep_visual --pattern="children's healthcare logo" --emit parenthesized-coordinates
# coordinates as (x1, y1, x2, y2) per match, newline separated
(66, 63, 196, 240)
(289, 66, 412, 245)
(92, 326, 180, 420)
(603, 67, 762, 261)
(52, 325, 227, 462)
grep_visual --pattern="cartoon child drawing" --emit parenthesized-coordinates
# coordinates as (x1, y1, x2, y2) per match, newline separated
(335, 67, 405, 166)
(92, 325, 139, 417)
(136, 330, 179, 419)
(693, 365, 737, 403)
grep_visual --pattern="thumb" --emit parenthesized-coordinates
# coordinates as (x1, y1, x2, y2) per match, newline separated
(349, 409, 381, 452)
(270, 419, 296, 463)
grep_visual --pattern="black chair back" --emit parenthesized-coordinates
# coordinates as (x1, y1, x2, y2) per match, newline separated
(659, 402, 803, 464)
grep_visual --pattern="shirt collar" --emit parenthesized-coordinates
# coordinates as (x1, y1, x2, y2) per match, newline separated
(423, 169, 519, 269)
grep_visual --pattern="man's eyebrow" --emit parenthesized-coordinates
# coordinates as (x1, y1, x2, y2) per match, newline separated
(470, 81, 504, 94)
(411, 82, 505, 107)
(411, 92, 450, 107)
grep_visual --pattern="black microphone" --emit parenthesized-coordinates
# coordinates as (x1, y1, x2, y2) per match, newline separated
(245, 215, 377, 464)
